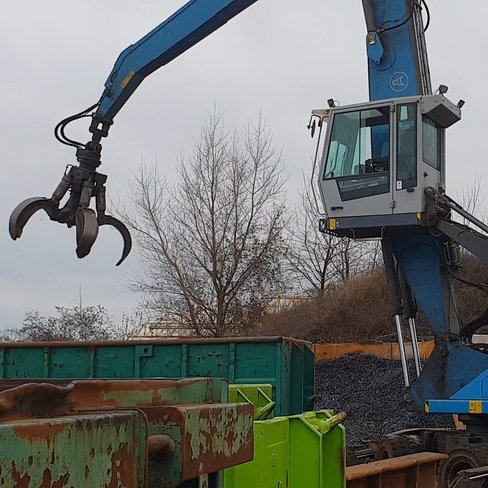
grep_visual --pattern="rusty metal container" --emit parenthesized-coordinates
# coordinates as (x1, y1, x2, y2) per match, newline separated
(346, 452, 447, 488)
(0, 378, 254, 487)
(0, 336, 314, 416)
(0, 410, 148, 487)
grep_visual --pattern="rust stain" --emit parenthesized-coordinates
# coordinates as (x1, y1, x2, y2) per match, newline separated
(40, 468, 70, 488)
(181, 404, 253, 479)
(50, 471, 69, 488)
(346, 452, 447, 481)
(143, 403, 253, 482)
(108, 442, 136, 488)
(0, 383, 74, 421)
(0, 379, 252, 487)
(69, 378, 204, 410)
(12, 421, 67, 443)
(11, 461, 31, 488)
(0, 377, 213, 420)
(225, 423, 236, 452)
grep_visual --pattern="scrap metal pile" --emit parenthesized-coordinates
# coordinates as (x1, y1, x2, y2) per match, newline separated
(315, 354, 454, 457)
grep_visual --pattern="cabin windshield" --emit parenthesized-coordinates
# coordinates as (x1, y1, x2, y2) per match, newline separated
(323, 106, 390, 200)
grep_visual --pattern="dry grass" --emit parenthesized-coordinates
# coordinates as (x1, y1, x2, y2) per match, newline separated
(256, 254, 488, 342)
(454, 253, 488, 331)
(257, 269, 394, 342)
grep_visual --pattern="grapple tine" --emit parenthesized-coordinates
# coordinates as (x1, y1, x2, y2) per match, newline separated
(75, 208, 99, 259)
(98, 214, 132, 266)
(9, 197, 59, 240)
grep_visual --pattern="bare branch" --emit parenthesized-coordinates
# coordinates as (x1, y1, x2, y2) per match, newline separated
(285, 170, 380, 294)
(120, 110, 288, 336)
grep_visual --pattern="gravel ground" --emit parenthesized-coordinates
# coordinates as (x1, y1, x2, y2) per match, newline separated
(315, 354, 454, 455)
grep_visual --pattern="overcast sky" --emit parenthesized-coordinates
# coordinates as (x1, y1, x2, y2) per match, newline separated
(1, 1, 487, 329)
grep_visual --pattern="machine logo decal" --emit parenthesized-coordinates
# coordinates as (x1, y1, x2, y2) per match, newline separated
(390, 72, 409, 92)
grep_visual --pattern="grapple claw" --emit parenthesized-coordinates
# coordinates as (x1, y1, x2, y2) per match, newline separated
(11, 130, 133, 264)
(9, 197, 59, 240)
(75, 208, 99, 259)
(98, 214, 132, 266)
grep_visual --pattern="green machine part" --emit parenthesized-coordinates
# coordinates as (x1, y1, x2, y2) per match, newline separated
(228, 384, 275, 420)
(223, 409, 346, 488)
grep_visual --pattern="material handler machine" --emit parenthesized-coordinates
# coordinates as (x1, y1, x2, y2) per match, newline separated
(314, 3, 488, 486)
(8, 0, 488, 486)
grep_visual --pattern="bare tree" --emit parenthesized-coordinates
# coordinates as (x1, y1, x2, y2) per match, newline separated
(331, 237, 381, 281)
(121, 111, 287, 337)
(286, 174, 381, 294)
(455, 175, 487, 225)
(1, 305, 122, 342)
(285, 177, 341, 293)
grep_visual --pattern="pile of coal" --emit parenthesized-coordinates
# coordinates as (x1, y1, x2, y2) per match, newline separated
(315, 354, 454, 455)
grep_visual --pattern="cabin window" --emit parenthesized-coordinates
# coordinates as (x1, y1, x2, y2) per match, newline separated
(324, 107, 390, 200)
(396, 104, 418, 190)
(423, 117, 441, 170)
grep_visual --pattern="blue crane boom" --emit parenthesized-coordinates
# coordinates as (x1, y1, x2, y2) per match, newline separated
(95, 0, 258, 126)
(362, 0, 432, 100)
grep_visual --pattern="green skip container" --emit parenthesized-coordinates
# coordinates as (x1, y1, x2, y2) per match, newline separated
(0, 336, 314, 416)
(223, 409, 346, 488)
